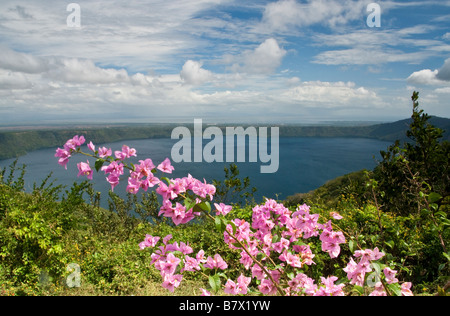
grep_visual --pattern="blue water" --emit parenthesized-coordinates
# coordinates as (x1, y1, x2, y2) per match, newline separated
(0, 137, 391, 205)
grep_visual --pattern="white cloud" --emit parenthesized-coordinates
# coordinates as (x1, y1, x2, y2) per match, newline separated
(45, 58, 131, 84)
(260, 0, 367, 33)
(407, 58, 450, 85)
(311, 26, 442, 66)
(0, 46, 48, 74)
(230, 38, 287, 75)
(180, 60, 215, 85)
(435, 87, 450, 94)
(0, 69, 33, 90)
(283, 80, 379, 107)
(407, 69, 441, 85)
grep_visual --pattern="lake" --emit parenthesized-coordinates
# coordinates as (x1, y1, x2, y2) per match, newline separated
(0, 137, 392, 206)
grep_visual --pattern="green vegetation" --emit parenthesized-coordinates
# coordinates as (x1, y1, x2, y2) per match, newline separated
(0, 92, 449, 296)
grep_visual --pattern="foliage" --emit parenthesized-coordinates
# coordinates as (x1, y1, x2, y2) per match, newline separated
(369, 92, 449, 285)
(212, 163, 257, 207)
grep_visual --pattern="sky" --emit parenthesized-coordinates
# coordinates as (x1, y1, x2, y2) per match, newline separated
(0, 0, 449, 125)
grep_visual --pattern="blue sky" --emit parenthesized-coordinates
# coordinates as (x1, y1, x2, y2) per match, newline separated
(0, 0, 449, 125)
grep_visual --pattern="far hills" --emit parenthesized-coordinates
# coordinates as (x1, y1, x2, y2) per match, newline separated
(0, 116, 449, 161)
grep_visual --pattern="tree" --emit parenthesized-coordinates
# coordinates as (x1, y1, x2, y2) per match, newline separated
(374, 91, 449, 216)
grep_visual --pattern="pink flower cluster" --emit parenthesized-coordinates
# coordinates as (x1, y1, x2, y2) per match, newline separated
(55, 136, 220, 227)
(344, 247, 385, 287)
(55, 135, 85, 170)
(140, 234, 227, 292)
(156, 174, 216, 226)
(219, 199, 348, 295)
(343, 247, 413, 296)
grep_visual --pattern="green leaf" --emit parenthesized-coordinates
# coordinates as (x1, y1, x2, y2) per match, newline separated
(161, 177, 171, 185)
(384, 240, 395, 250)
(428, 192, 442, 204)
(198, 201, 211, 212)
(230, 221, 237, 235)
(443, 252, 450, 262)
(349, 239, 356, 253)
(184, 197, 196, 211)
(353, 285, 364, 296)
(208, 274, 221, 293)
(94, 159, 105, 172)
(215, 216, 227, 234)
(387, 283, 402, 296)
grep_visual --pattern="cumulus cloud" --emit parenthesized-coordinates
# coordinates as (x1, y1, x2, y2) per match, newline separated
(230, 38, 287, 75)
(44, 58, 130, 84)
(180, 60, 214, 85)
(407, 58, 450, 85)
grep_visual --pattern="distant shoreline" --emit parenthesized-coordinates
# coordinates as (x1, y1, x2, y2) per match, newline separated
(0, 117, 449, 161)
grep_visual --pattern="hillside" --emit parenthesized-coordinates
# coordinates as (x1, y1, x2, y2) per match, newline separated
(0, 117, 449, 160)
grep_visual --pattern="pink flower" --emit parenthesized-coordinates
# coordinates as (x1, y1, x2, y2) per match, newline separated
(156, 181, 171, 200)
(401, 282, 414, 296)
(179, 242, 193, 255)
(288, 273, 317, 295)
(64, 135, 85, 151)
(214, 203, 232, 216)
(294, 245, 315, 266)
(160, 253, 181, 276)
(115, 145, 137, 160)
(204, 254, 228, 270)
(272, 237, 290, 253)
(321, 241, 341, 259)
(172, 202, 187, 226)
(369, 282, 387, 296)
(330, 212, 343, 220)
(77, 161, 93, 180)
(236, 274, 251, 295)
(200, 288, 212, 296)
(315, 276, 345, 296)
(139, 234, 160, 250)
(258, 279, 277, 295)
(161, 273, 182, 292)
(126, 177, 141, 194)
(140, 173, 160, 191)
(251, 264, 266, 280)
(98, 147, 112, 158)
(320, 229, 345, 258)
(106, 172, 120, 191)
(279, 251, 302, 268)
(87, 141, 95, 152)
(383, 267, 399, 284)
(182, 256, 200, 272)
(157, 158, 175, 174)
(136, 159, 155, 177)
(163, 234, 173, 245)
(224, 279, 239, 295)
(101, 161, 124, 176)
(55, 148, 71, 169)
